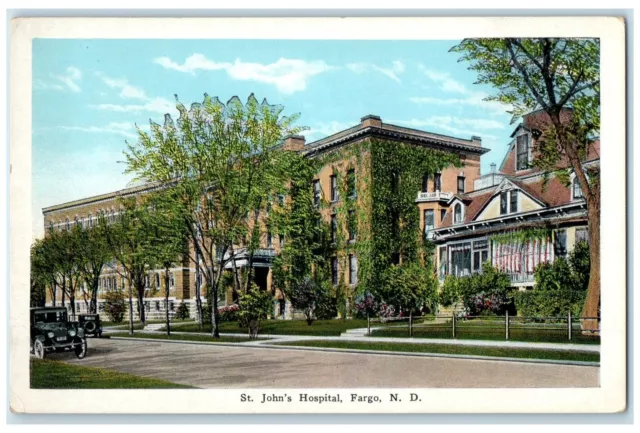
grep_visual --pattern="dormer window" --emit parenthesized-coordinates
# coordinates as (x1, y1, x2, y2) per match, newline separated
(516, 134, 531, 171)
(454, 203, 463, 224)
(500, 188, 519, 215)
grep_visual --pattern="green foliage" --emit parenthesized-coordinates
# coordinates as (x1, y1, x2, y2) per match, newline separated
(175, 302, 190, 320)
(282, 276, 334, 325)
(103, 289, 126, 323)
(438, 274, 460, 308)
(490, 229, 552, 246)
(379, 261, 438, 315)
(237, 284, 273, 338)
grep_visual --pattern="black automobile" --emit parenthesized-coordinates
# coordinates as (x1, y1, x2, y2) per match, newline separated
(78, 314, 103, 338)
(30, 307, 87, 359)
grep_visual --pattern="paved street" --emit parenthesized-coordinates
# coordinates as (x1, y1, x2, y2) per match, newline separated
(48, 338, 600, 389)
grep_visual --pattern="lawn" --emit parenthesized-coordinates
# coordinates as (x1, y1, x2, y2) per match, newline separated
(109, 332, 259, 343)
(370, 319, 601, 345)
(30, 359, 193, 389)
(103, 319, 195, 328)
(272, 340, 600, 363)
(163, 319, 370, 336)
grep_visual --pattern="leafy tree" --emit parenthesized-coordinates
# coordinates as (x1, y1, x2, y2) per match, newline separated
(106, 197, 158, 333)
(283, 276, 332, 325)
(438, 274, 460, 308)
(103, 289, 126, 323)
(237, 284, 273, 338)
(175, 302, 190, 320)
(30, 239, 49, 307)
(57, 225, 84, 320)
(380, 261, 438, 335)
(124, 94, 303, 338)
(76, 213, 112, 313)
(451, 38, 600, 330)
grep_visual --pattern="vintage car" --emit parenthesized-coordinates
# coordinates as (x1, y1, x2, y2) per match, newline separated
(78, 314, 103, 338)
(30, 307, 87, 359)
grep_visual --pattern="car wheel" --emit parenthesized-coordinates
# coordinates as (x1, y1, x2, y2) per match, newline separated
(33, 339, 45, 360)
(74, 338, 87, 359)
(84, 321, 96, 333)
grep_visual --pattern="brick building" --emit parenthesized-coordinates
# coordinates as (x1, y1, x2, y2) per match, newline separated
(42, 114, 488, 319)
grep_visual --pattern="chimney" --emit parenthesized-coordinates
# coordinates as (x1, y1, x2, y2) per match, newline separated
(361, 114, 382, 128)
(282, 134, 306, 151)
(490, 163, 496, 173)
(471, 135, 482, 146)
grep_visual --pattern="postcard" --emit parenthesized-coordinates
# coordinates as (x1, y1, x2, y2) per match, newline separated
(9, 16, 626, 414)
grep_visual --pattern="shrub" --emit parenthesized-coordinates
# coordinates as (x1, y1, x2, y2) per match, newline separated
(103, 289, 126, 323)
(285, 276, 332, 325)
(353, 292, 379, 319)
(438, 274, 460, 307)
(175, 302, 190, 320)
(237, 284, 273, 338)
(448, 262, 513, 317)
(218, 304, 240, 323)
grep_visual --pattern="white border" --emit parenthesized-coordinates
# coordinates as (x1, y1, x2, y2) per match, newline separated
(9, 16, 627, 414)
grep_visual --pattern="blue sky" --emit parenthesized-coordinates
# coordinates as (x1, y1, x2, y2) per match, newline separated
(32, 38, 516, 240)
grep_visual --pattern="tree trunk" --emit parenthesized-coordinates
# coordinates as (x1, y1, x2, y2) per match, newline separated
(61, 275, 66, 306)
(128, 284, 134, 335)
(137, 289, 146, 325)
(210, 266, 222, 339)
(50, 280, 57, 306)
(165, 266, 171, 337)
(90, 275, 99, 314)
(581, 203, 600, 333)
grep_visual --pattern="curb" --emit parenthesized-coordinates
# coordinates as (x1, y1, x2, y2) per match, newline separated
(107, 336, 599, 367)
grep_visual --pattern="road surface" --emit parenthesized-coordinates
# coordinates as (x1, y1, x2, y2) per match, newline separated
(51, 338, 599, 388)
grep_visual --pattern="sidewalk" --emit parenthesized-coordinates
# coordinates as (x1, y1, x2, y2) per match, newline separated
(106, 328, 600, 353)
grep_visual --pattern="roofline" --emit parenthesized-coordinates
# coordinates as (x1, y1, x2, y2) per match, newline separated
(433, 201, 587, 240)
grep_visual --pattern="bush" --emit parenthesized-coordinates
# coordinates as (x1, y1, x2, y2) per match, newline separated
(438, 274, 460, 307)
(353, 292, 379, 319)
(219, 304, 240, 323)
(103, 289, 126, 323)
(238, 285, 273, 338)
(175, 302, 190, 320)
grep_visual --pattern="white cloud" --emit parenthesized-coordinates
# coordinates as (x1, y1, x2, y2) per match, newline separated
(410, 92, 512, 117)
(420, 66, 467, 94)
(303, 121, 354, 140)
(35, 66, 82, 92)
(96, 72, 147, 100)
(346, 60, 406, 83)
(58, 122, 139, 139)
(154, 54, 334, 94)
(153, 53, 231, 74)
(389, 116, 502, 140)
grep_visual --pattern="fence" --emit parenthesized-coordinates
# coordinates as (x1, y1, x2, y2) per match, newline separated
(367, 313, 600, 343)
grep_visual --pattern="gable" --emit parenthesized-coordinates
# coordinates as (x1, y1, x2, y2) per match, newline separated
(475, 191, 544, 221)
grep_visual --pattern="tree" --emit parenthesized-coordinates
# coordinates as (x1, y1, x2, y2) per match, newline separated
(282, 276, 331, 325)
(380, 261, 437, 336)
(76, 213, 112, 313)
(57, 225, 84, 320)
(145, 189, 189, 336)
(451, 38, 600, 330)
(124, 94, 303, 337)
(106, 197, 158, 333)
(30, 239, 49, 307)
(237, 284, 273, 338)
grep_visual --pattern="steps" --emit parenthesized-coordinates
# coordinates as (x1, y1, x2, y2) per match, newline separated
(340, 328, 372, 338)
(143, 323, 164, 331)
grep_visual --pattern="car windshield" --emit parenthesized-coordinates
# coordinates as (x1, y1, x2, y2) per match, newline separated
(34, 310, 67, 324)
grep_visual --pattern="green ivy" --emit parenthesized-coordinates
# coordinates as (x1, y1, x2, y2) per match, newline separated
(490, 228, 552, 246)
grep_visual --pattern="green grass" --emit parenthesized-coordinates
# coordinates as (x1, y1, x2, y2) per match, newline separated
(272, 340, 600, 363)
(103, 319, 195, 328)
(370, 320, 601, 345)
(165, 319, 370, 336)
(109, 332, 259, 343)
(30, 359, 193, 389)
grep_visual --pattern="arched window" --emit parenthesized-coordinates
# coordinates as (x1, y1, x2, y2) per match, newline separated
(454, 203, 463, 224)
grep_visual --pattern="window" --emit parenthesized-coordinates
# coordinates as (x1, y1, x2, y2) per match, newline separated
(331, 214, 337, 244)
(575, 227, 589, 245)
(454, 203, 463, 224)
(500, 191, 508, 215)
(331, 257, 339, 286)
(169, 273, 175, 288)
(121, 277, 126, 290)
(434, 173, 442, 192)
(440, 209, 447, 222)
(155, 273, 160, 288)
(278, 194, 285, 207)
(267, 232, 273, 248)
(509, 190, 518, 213)
(266, 201, 272, 216)
(516, 134, 530, 170)
(313, 180, 321, 207)
(88, 214, 93, 227)
(349, 255, 358, 285)
(279, 234, 284, 248)
(65, 218, 70, 231)
(348, 210, 356, 242)
(347, 169, 356, 198)
(423, 209, 434, 237)
(155, 301, 161, 311)
(422, 173, 429, 193)
(74, 216, 79, 227)
(330, 175, 339, 202)
(554, 229, 568, 258)
(573, 178, 584, 199)
(451, 243, 472, 277)
(438, 246, 448, 279)
(457, 176, 465, 194)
